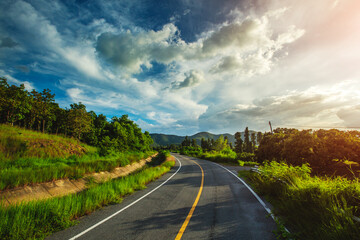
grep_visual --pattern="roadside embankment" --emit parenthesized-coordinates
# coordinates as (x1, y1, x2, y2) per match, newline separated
(0, 154, 157, 206)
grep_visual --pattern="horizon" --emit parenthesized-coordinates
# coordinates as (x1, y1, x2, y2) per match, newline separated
(1, 0, 359, 135)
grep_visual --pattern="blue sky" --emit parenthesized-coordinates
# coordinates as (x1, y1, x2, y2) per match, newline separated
(1, 0, 360, 135)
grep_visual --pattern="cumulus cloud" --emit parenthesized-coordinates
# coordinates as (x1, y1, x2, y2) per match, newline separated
(95, 13, 304, 76)
(202, 19, 271, 54)
(210, 56, 241, 73)
(337, 106, 360, 127)
(96, 23, 187, 73)
(171, 70, 204, 89)
(146, 111, 177, 125)
(4, 0, 348, 135)
(198, 81, 360, 133)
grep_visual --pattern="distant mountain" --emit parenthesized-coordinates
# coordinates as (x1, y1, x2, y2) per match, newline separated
(150, 132, 244, 147)
(150, 134, 184, 147)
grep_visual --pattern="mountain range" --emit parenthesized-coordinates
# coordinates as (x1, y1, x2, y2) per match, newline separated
(150, 132, 244, 147)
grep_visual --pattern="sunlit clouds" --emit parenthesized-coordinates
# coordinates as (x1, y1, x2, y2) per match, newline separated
(0, 0, 359, 134)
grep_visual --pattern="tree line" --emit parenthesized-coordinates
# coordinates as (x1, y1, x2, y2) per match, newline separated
(177, 126, 360, 177)
(0, 77, 153, 154)
(179, 127, 263, 154)
(257, 128, 360, 176)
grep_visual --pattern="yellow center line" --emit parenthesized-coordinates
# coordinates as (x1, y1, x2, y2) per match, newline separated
(175, 160, 204, 240)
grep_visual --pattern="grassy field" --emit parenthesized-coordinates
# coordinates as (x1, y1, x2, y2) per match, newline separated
(0, 152, 174, 240)
(0, 124, 155, 190)
(240, 161, 360, 240)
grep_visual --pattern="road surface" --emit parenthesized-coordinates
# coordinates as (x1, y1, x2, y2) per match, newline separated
(48, 153, 276, 240)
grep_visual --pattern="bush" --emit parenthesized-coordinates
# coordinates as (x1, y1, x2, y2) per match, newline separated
(237, 152, 255, 162)
(244, 161, 360, 240)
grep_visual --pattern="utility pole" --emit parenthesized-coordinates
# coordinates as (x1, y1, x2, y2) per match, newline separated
(269, 121, 273, 134)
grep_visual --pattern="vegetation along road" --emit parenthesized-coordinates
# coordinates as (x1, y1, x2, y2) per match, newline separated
(48, 153, 276, 240)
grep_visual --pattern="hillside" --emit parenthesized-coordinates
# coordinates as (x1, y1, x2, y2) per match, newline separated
(150, 132, 243, 146)
(0, 124, 96, 160)
(0, 124, 154, 190)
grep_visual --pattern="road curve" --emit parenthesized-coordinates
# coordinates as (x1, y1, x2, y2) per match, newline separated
(48, 154, 276, 240)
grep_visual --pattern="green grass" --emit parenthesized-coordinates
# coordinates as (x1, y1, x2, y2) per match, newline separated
(0, 124, 96, 159)
(0, 158, 175, 240)
(0, 124, 155, 189)
(181, 148, 258, 166)
(242, 161, 360, 240)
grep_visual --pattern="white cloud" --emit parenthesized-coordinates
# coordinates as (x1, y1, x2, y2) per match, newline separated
(4, 0, 358, 135)
(5, 0, 103, 79)
(146, 111, 177, 125)
(171, 70, 204, 89)
(210, 56, 241, 73)
(198, 81, 360, 132)
(95, 23, 187, 73)
(0, 70, 34, 91)
(337, 106, 360, 127)
(95, 12, 304, 77)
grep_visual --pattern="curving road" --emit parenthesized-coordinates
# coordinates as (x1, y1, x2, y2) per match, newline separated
(48, 153, 276, 240)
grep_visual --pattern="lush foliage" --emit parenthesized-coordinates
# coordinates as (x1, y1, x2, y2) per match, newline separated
(0, 157, 174, 240)
(242, 161, 360, 239)
(174, 128, 259, 165)
(0, 77, 153, 153)
(0, 124, 155, 189)
(257, 128, 360, 177)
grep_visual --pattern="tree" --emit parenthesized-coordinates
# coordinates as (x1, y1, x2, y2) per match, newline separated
(0, 79, 32, 126)
(234, 132, 243, 153)
(201, 138, 207, 150)
(182, 136, 191, 147)
(40, 89, 55, 132)
(251, 132, 256, 152)
(68, 102, 92, 139)
(191, 139, 197, 147)
(52, 106, 68, 135)
(244, 127, 252, 153)
(256, 132, 263, 145)
(214, 135, 227, 151)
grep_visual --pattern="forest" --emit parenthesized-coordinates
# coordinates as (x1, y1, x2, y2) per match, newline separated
(0, 77, 153, 155)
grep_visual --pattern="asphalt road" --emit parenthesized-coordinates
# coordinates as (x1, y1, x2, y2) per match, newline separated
(48, 153, 277, 240)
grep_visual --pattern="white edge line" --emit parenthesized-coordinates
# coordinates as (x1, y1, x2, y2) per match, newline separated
(69, 156, 182, 240)
(211, 162, 290, 233)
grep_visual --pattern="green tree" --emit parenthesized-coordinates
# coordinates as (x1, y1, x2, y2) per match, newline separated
(251, 132, 256, 152)
(182, 136, 191, 147)
(244, 127, 252, 153)
(256, 132, 263, 145)
(191, 139, 197, 147)
(234, 132, 243, 153)
(39, 89, 55, 133)
(4, 83, 31, 126)
(68, 102, 92, 139)
(214, 135, 227, 151)
(52, 106, 68, 135)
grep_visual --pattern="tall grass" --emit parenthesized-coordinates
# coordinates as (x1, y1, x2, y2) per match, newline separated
(0, 151, 155, 190)
(0, 159, 175, 240)
(243, 161, 360, 239)
(0, 124, 156, 189)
